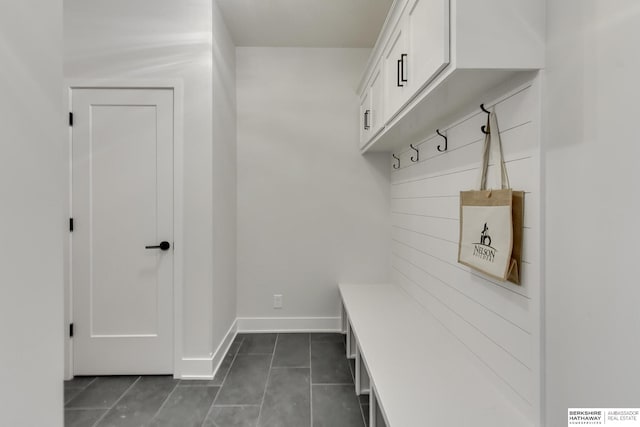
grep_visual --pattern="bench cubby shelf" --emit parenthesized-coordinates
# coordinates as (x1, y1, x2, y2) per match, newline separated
(339, 283, 532, 427)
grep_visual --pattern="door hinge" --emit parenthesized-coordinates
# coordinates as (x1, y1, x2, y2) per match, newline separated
(69, 323, 74, 338)
(69, 218, 74, 232)
(69, 112, 74, 127)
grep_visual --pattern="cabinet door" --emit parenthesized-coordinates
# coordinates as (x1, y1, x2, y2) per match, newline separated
(383, 23, 410, 123)
(406, 0, 450, 93)
(359, 90, 371, 148)
(369, 62, 384, 138)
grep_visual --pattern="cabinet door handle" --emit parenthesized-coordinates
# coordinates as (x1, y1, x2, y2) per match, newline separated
(401, 54, 408, 84)
(397, 59, 403, 87)
(364, 110, 371, 130)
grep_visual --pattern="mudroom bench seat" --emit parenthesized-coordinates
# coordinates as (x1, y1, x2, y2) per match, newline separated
(339, 283, 531, 427)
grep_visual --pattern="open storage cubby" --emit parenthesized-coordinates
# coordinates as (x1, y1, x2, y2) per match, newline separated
(355, 344, 371, 395)
(346, 320, 357, 359)
(369, 387, 388, 427)
(341, 303, 348, 334)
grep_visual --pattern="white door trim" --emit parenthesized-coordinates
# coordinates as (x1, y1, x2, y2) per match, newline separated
(64, 79, 184, 379)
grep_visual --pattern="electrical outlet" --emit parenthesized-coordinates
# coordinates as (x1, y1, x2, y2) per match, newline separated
(273, 294, 283, 309)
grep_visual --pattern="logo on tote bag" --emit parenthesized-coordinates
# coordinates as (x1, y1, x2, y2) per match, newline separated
(473, 223, 496, 262)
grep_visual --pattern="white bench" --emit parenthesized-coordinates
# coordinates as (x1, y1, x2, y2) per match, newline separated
(339, 283, 532, 427)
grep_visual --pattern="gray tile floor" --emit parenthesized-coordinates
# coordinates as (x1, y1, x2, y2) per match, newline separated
(64, 333, 369, 427)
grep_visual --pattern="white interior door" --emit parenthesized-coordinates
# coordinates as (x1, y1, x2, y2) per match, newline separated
(72, 88, 174, 375)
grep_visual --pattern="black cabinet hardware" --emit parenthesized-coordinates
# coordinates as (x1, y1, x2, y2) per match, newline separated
(400, 54, 408, 84)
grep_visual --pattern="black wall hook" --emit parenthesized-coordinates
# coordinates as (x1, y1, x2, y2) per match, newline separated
(409, 144, 419, 162)
(436, 129, 448, 152)
(480, 104, 491, 134)
(392, 154, 400, 169)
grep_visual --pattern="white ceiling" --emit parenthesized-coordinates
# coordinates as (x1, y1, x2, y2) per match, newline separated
(216, 0, 393, 48)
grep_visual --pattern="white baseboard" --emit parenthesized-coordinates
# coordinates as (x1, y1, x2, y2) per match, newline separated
(178, 317, 342, 378)
(236, 316, 342, 333)
(179, 319, 237, 380)
(179, 356, 215, 380)
(210, 319, 238, 380)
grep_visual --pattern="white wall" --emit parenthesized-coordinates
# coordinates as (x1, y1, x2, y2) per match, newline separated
(211, 0, 238, 355)
(64, 0, 235, 375)
(390, 79, 542, 421)
(236, 48, 390, 329)
(0, 1, 65, 425)
(544, 1, 640, 425)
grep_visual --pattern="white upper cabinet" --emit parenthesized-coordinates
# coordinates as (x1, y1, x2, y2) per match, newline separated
(360, 60, 385, 148)
(358, 0, 544, 152)
(359, 90, 371, 148)
(369, 61, 385, 138)
(384, 0, 450, 123)
(405, 0, 449, 94)
(383, 21, 410, 121)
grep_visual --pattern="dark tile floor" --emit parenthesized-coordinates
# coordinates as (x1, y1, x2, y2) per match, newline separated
(64, 333, 369, 427)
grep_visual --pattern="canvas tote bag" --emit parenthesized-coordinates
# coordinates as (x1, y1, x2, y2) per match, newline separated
(458, 110, 524, 284)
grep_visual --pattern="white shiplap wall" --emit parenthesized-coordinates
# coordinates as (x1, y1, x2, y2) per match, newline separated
(390, 78, 542, 420)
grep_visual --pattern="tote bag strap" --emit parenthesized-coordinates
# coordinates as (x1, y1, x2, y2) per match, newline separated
(479, 110, 510, 190)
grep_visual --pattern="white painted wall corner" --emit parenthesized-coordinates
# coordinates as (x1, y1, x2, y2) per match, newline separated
(179, 319, 237, 380)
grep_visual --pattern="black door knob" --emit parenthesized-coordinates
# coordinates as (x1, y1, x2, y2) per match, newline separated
(145, 241, 171, 251)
